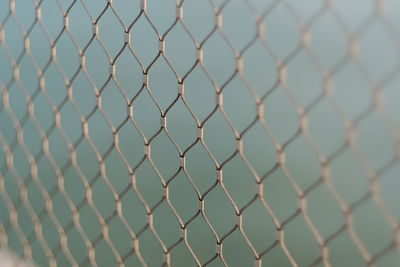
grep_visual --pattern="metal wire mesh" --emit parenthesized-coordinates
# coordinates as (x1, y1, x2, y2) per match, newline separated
(1, 0, 400, 266)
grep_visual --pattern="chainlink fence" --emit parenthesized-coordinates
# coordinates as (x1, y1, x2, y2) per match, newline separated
(1, 0, 400, 266)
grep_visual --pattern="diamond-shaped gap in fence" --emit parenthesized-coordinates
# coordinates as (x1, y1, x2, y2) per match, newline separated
(202, 109, 236, 164)
(2, 17, 24, 58)
(260, 242, 294, 266)
(305, 183, 344, 240)
(241, 199, 276, 253)
(113, 47, 143, 99)
(91, 238, 119, 266)
(181, 0, 215, 43)
(119, 182, 147, 233)
(355, 111, 396, 172)
(358, 20, 399, 83)
(220, 155, 256, 209)
(242, 122, 276, 177)
(326, 227, 366, 266)
(14, 1, 35, 28)
(90, 175, 117, 218)
(147, 55, 178, 111)
(0, 111, 15, 144)
(308, 11, 349, 71)
(306, 97, 346, 156)
(145, 0, 176, 36)
(20, 118, 42, 157)
(99, 79, 128, 127)
(262, 2, 301, 60)
(332, 0, 375, 32)
(64, 226, 88, 263)
(107, 216, 133, 260)
(7, 84, 27, 122)
(85, 111, 114, 155)
(222, 228, 255, 267)
(379, 163, 400, 221)
(284, 135, 321, 191)
(62, 165, 86, 207)
(222, 75, 256, 133)
(15, 203, 34, 241)
(131, 86, 161, 139)
(47, 129, 70, 169)
(184, 142, 216, 195)
(150, 130, 180, 179)
(331, 61, 372, 121)
(201, 30, 236, 87)
(38, 0, 64, 41)
(136, 227, 164, 267)
(203, 184, 236, 238)
(283, 214, 321, 266)
(219, 0, 256, 52)
(41, 65, 68, 108)
(35, 156, 59, 194)
(84, 38, 111, 90)
(152, 199, 181, 248)
(18, 55, 40, 97)
(102, 148, 131, 193)
(169, 239, 199, 267)
(69, 71, 97, 117)
(11, 144, 32, 179)
(262, 168, 298, 223)
(96, 8, 125, 59)
(241, 40, 278, 97)
(116, 120, 145, 169)
(58, 101, 82, 144)
(167, 171, 198, 224)
(24, 183, 45, 227)
(51, 193, 74, 232)
(164, 21, 196, 78)
(39, 214, 60, 251)
(54, 32, 81, 79)
(328, 149, 369, 205)
(165, 98, 198, 150)
(77, 203, 102, 242)
(75, 140, 101, 183)
(183, 64, 216, 122)
(129, 15, 159, 69)
(0, 46, 12, 83)
(285, 51, 324, 108)
(262, 85, 298, 144)
(109, 0, 141, 30)
(186, 214, 217, 264)
(352, 198, 393, 257)
(134, 159, 163, 209)
(2, 171, 19, 204)
(66, 3, 94, 49)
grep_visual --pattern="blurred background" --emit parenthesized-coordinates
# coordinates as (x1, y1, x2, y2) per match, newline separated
(1, 0, 400, 266)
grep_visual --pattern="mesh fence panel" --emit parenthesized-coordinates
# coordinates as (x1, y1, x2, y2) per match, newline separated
(1, 0, 400, 266)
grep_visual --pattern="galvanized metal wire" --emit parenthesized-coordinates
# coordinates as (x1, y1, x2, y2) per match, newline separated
(1, 0, 400, 266)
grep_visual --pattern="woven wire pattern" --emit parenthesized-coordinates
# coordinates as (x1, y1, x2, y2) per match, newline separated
(1, 0, 400, 266)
